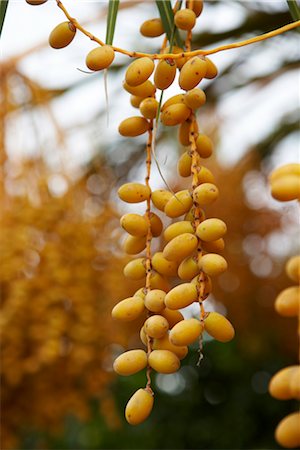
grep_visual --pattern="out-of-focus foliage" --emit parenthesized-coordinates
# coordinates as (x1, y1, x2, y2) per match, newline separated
(0, 158, 139, 449)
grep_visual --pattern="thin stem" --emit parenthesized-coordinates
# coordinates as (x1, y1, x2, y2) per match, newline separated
(56, 0, 105, 46)
(144, 124, 153, 296)
(144, 121, 154, 394)
(189, 114, 206, 365)
(54, 1, 300, 59)
(185, 0, 193, 52)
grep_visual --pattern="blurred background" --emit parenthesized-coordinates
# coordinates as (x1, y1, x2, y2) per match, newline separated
(1, 1, 299, 449)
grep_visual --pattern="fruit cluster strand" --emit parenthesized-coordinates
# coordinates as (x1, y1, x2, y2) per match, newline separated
(113, 1, 237, 425)
(144, 122, 154, 394)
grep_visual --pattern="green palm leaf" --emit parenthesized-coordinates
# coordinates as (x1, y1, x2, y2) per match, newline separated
(106, 0, 120, 45)
(0, 0, 9, 38)
(155, 0, 183, 48)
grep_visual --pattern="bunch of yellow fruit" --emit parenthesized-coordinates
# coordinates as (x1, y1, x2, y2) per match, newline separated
(113, 0, 235, 426)
(268, 163, 300, 449)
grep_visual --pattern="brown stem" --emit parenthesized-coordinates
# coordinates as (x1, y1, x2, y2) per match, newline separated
(189, 114, 206, 364)
(144, 121, 154, 392)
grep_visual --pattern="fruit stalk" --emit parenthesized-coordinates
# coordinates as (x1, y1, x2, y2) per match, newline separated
(144, 121, 154, 394)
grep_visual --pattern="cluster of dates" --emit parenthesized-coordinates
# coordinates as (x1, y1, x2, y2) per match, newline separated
(113, 2, 235, 426)
(268, 163, 300, 449)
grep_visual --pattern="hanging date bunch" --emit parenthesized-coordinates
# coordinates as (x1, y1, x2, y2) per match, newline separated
(115, 0, 236, 425)
(25, 0, 300, 428)
(268, 163, 300, 449)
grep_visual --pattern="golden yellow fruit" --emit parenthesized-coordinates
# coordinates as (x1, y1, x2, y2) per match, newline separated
(130, 95, 144, 108)
(140, 326, 148, 346)
(275, 412, 300, 448)
(163, 233, 198, 262)
(125, 389, 154, 425)
(120, 213, 148, 237)
(49, 22, 76, 49)
(184, 88, 206, 110)
(123, 235, 146, 254)
(178, 152, 192, 177)
(151, 189, 173, 211)
(163, 46, 187, 69)
(170, 318, 203, 346)
(179, 119, 199, 146)
(185, 206, 205, 222)
(123, 80, 156, 97)
(199, 253, 227, 276)
(140, 18, 164, 37)
(112, 296, 145, 321)
(193, 183, 219, 205)
(123, 258, 146, 280)
(150, 271, 170, 292)
(204, 312, 235, 342)
(275, 165, 300, 183)
(195, 134, 213, 158)
(196, 218, 227, 242)
(178, 120, 191, 147)
(275, 286, 299, 317)
(164, 221, 194, 242)
(134, 288, 146, 300)
(161, 104, 191, 126)
(164, 283, 197, 309)
(118, 182, 151, 203)
(270, 163, 300, 182)
(154, 59, 177, 90)
(86, 45, 115, 71)
(147, 212, 163, 237)
(178, 256, 199, 280)
(152, 252, 179, 277)
(286, 255, 300, 283)
(162, 94, 185, 111)
(174, 8, 196, 30)
(113, 349, 147, 376)
(202, 238, 225, 253)
(271, 175, 300, 202)
(204, 57, 218, 79)
(125, 57, 154, 87)
(153, 334, 188, 360)
(186, 0, 203, 17)
(269, 366, 300, 400)
(148, 350, 180, 374)
(161, 308, 184, 328)
(26, 0, 48, 4)
(144, 315, 169, 339)
(139, 98, 159, 119)
(290, 368, 300, 399)
(179, 56, 207, 91)
(119, 116, 149, 137)
(191, 274, 212, 299)
(197, 166, 215, 184)
(164, 190, 193, 218)
(144, 289, 166, 313)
